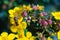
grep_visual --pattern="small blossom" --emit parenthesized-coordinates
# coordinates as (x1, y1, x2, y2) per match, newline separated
(38, 18, 42, 23)
(40, 12, 47, 16)
(42, 12, 47, 16)
(40, 13, 44, 16)
(48, 19, 52, 25)
(38, 33, 43, 38)
(27, 20, 31, 22)
(38, 33, 46, 40)
(32, 5, 37, 10)
(28, 16, 31, 20)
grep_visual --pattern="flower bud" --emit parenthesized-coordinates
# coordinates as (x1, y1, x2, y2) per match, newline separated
(58, 22, 60, 28)
(38, 18, 42, 23)
(22, 11, 27, 17)
(42, 20, 48, 28)
(40, 13, 44, 16)
(41, 36, 46, 40)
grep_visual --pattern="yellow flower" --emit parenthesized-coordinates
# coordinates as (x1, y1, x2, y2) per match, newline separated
(15, 31, 35, 40)
(10, 22, 27, 33)
(18, 30, 25, 38)
(15, 31, 29, 40)
(14, 7, 24, 14)
(57, 30, 60, 40)
(0, 32, 16, 40)
(23, 5, 26, 10)
(8, 9, 14, 15)
(52, 12, 60, 20)
(26, 32, 32, 38)
(26, 5, 32, 11)
(10, 18, 15, 24)
(37, 5, 44, 11)
(10, 17, 24, 33)
(23, 5, 32, 11)
(21, 21, 27, 29)
(47, 37, 53, 40)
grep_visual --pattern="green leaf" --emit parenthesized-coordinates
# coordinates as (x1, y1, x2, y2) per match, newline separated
(24, 29, 28, 36)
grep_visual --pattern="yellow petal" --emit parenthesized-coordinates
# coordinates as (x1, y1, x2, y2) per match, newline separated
(24, 37, 29, 40)
(10, 26, 17, 33)
(16, 38, 22, 40)
(1, 32, 8, 37)
(10, 19, 15, 24)
(16, 38, 24, 40)
(23, 5, 26, 8)
(26, 5, 31, 11)
(8, 9, 14, 15)
(55, 17, 60, 20)
(15, 34, 19, 39)
(7, 33, 16, 40)
(14, 7, 20, 11)
(18, 17, 23, 24)
(51, 12, 60, 20)
(37, 5, 44, 10)
(57, 31, 60, 39)
(51, 12, 55, 16)
(26, 32, 32, 38)
(18, 30, 25, 38)
(21, 21, 27, 29)
(9, 14, 14, 18)
(17, 24, 23, 30)
(29, 36, 35, 40)
(0, 36, 2, 40)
